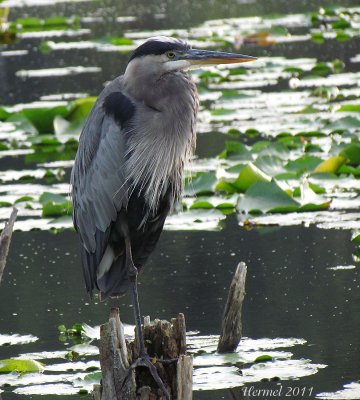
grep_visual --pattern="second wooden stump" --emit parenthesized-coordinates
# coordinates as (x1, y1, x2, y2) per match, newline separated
(217, 262, 247, 353)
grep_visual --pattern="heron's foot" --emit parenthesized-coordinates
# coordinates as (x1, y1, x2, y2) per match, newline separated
(127, 354, 171, 400)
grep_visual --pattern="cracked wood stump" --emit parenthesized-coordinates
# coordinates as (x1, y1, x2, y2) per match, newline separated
(93, 309, 192, 400)
(217, 262, 247, 353)
(0, 208, 17, 284)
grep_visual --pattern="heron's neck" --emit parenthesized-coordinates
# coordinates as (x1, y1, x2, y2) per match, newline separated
(123, 58, 162, 107)
(123, 65, 198, 216)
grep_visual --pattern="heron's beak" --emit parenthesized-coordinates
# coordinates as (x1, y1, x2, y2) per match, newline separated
(182, 48, 257, 66)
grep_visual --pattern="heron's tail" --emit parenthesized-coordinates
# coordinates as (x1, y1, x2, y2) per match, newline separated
(96, 247, 130, 300)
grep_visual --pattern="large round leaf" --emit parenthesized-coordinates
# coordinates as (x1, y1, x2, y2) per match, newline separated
(237, 181, 299, 214)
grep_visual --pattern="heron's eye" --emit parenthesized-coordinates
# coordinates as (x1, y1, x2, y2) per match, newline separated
(166, 51, 176, 59)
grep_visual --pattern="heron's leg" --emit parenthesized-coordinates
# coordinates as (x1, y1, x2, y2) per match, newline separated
(121, 229, 171, 400)
(123, 235, 146, 356)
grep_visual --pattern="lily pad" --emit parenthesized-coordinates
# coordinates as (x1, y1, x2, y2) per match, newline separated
(21, 106, 69, 133)
(6, 114, 38, 135)
(0, 334, 38, 346)
(72, 371, 101, 391)
(337, 104, 360, 113)
(188, 195, 238, 210)
(66, 97, 96, 122)
(165, 209, 226, 231)
(286, 156, 322, 174)
(317, 382, 360, 399)
(237, 181, 299, 214)
(0, 359, 44, 373)
(254, 155, 287, 177)
(232, 163, 271, 192)
(326, 116, 360, 130)
(39, 192, 69, 204)
(340, 144, 360, 165)
(351, 232, 360, 243)
(218, 141, 252, 161)
(42, 201, 72, 218)
(313, 156, 345, 173)
(254, 355, 273, 363)
(53, 116, 84, 139)
(211, 108, 234, 116)
(184, 172, 217, 196)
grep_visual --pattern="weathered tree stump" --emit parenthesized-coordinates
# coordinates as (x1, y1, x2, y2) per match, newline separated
(0, 208, 17, 284)
(217, 262, 247, 353)
(95, 309, 192, 399)
(101, 308, 135, 399)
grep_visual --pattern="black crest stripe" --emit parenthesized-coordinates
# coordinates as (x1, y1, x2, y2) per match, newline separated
(128, 39, 190, 62)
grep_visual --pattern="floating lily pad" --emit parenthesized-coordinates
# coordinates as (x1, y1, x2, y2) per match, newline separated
(185, 172, 217, 196)
(188, 333, 323, 390)
(0, 334, 38, 346)
(21, 106, 69, 134)
(0, 201, 12, 208)
(255, 155, 288, 177)
(232, 163, 271, 192)
(0, 358, 44, 373)
(39, 192, 69, 204)
(218, 141, 252, 161)
(313, 156, 345, 173)
(188, 195, 238, 210)
(42, 201, 72, 218)
(14, 196, 34, 204)
(340, 144, 360, 165)
(351, 232, 360, 243)
(211, 108, 234, 116)
(286, 156, 322, 174)
(337, 104, 360, 113)
(39, 192, 72, 218)
(317, 382, 360, 399)
(6, 114, 38, 135)
(254, 355, 273, 363)
(326, 116, 360, 130)
(238, 180, 330, 215)
(165, 210, 226, 231)
(238, 181, 299, 214)
(14, 383, 80, 396)
(66, 97, 96, 122)
(73, 371, 101, 391)
(53, 116, 84, 139)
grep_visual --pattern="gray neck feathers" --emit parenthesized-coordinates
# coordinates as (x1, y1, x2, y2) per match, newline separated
(123, 70, 198, 217)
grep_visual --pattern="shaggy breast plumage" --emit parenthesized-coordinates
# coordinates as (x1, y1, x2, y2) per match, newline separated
(123, 72, 198, 219)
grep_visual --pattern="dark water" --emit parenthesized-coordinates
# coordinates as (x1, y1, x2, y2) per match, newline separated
(1, 0, 360, 399)
(1, 217, 359, 399)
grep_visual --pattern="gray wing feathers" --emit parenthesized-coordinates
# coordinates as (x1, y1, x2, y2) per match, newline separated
(71, 81, 129, 254)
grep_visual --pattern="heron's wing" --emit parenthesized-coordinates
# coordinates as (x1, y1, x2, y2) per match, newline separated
(99, 184, 173, 300)
(71, 84, 135, 293)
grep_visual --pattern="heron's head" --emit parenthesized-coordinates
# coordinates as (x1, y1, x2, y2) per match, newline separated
(125, 36, 256, 79)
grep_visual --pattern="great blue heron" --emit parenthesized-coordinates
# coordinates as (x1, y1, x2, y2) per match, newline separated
(71, 36, 255, 397)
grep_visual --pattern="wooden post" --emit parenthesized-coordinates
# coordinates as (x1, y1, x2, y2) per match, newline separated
(0, 208, 17, 284)
(176, 355, 193, 400)
(217, 262, 247, 353)
(95, 311, 192, 399)
(97, 307, 136, 400)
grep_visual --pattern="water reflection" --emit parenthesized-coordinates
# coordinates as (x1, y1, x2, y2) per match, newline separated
(1, 0, 360, 398)
(0, 215, 359, 398)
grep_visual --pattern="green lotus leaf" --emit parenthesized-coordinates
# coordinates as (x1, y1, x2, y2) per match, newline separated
(0, 358, 44, 373)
